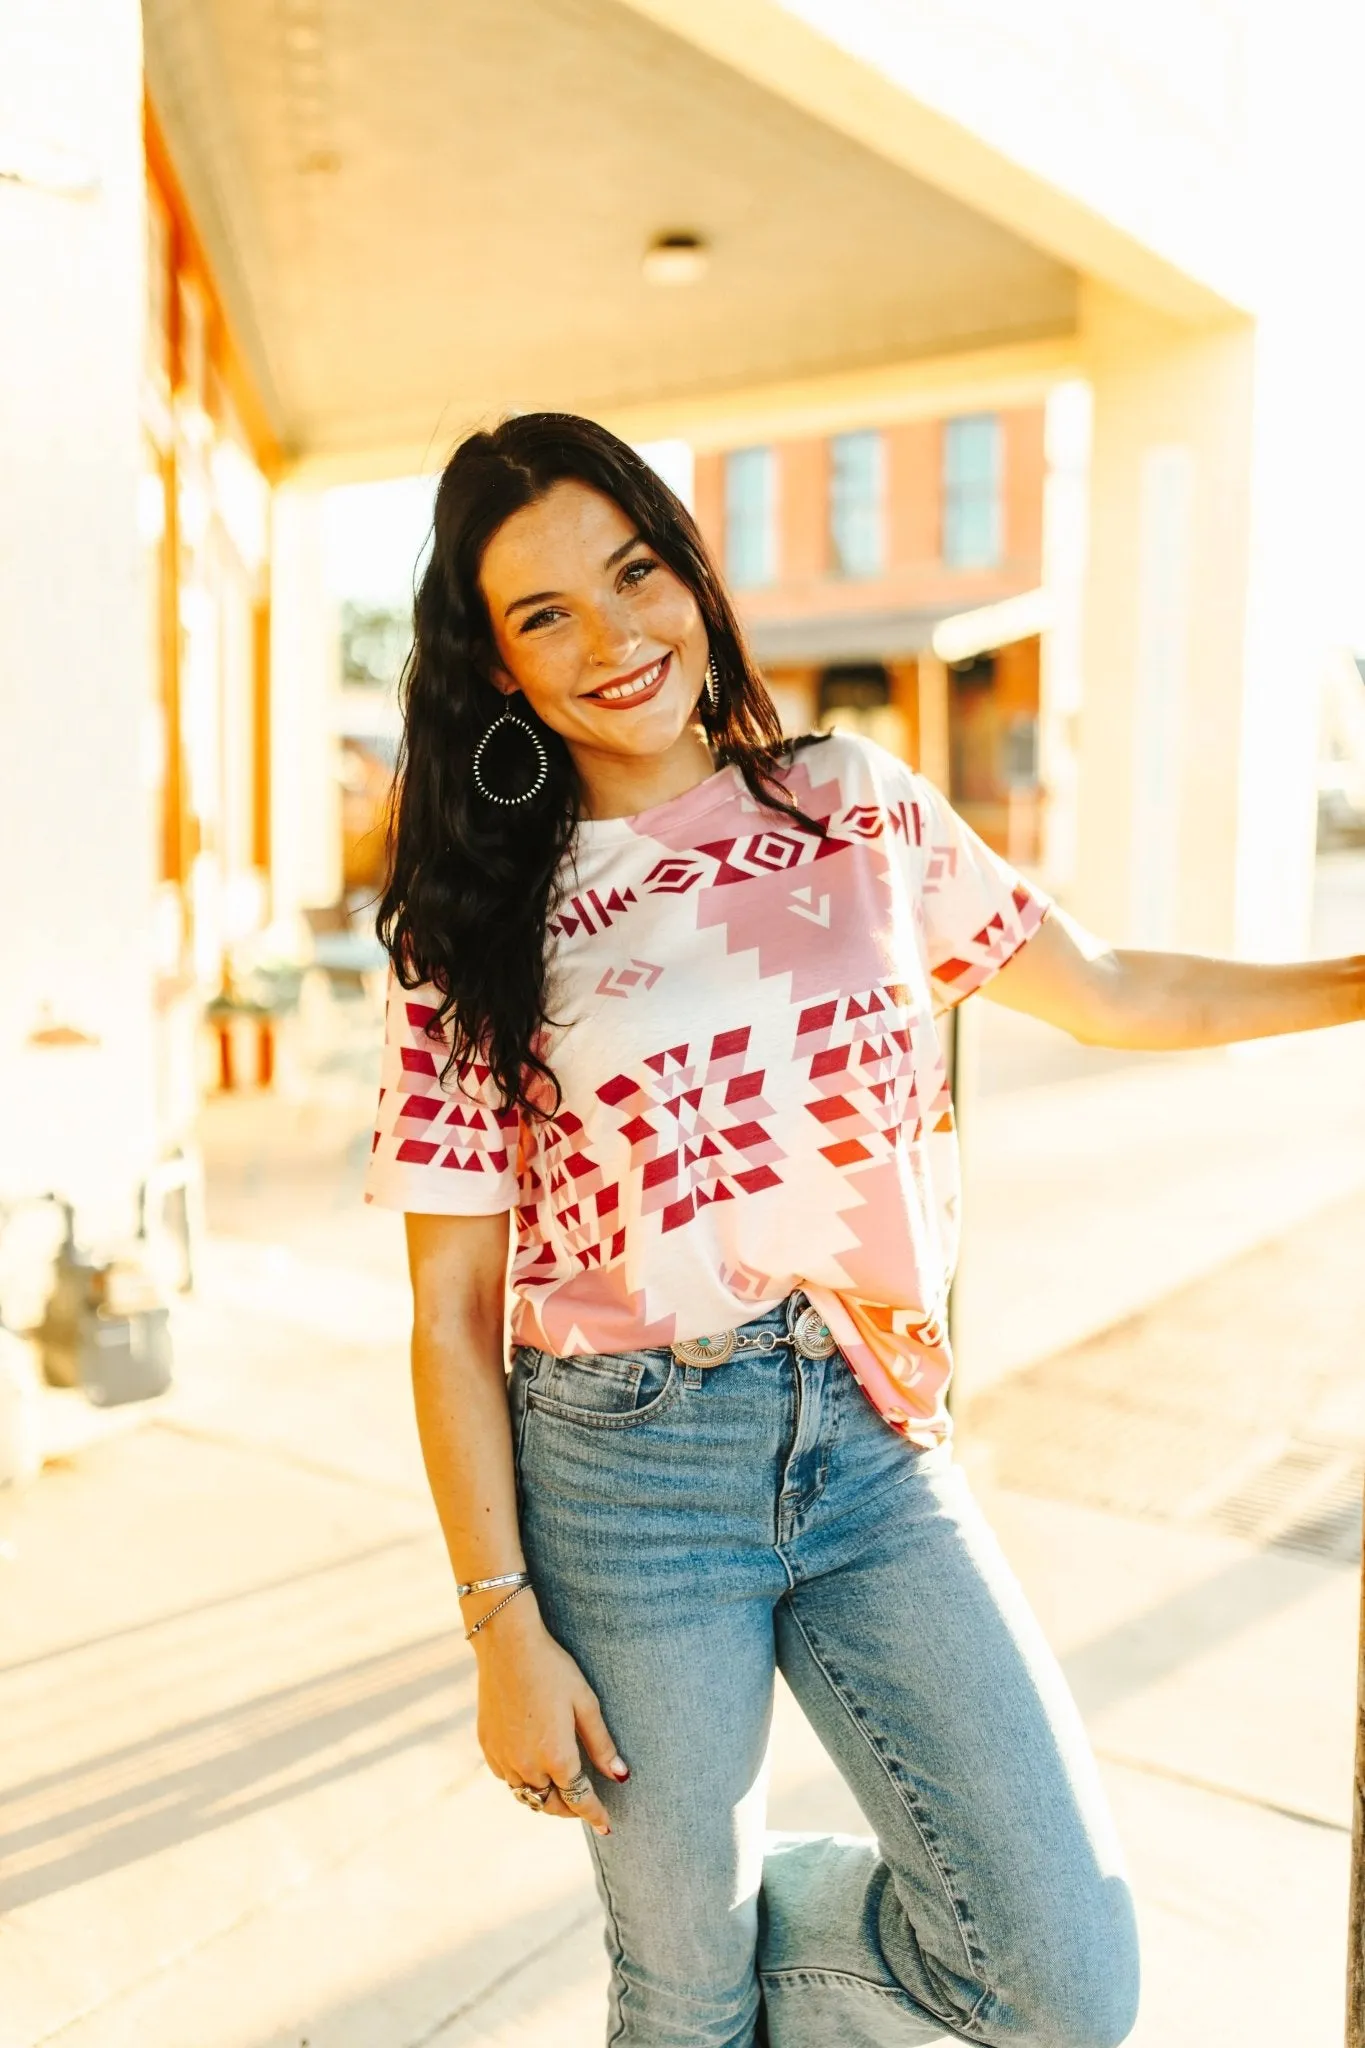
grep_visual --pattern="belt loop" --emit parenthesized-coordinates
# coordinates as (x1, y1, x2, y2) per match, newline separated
(682, 1361, 703, 1389)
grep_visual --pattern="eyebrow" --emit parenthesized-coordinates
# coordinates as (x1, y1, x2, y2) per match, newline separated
(503, 534, 646, 619)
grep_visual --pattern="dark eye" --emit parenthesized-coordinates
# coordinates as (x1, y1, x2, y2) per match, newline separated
(621, 557, 657, 588)
(519, 606, 563, 634)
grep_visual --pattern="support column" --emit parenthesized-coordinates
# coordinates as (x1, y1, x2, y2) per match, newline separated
(1072, 285, 1261, 955)
(0, 0, 156, 1240)
(1036, 380, 1090, 894)
(915, 654, 952, 790)
(270, 487, 341, 935)
(1076, 277, 1353, 963)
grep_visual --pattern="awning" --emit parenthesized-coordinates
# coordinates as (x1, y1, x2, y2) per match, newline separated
(744, 607, 959, 666)
(931, 586, 1053, 663)
(745, 587, 1048, 668)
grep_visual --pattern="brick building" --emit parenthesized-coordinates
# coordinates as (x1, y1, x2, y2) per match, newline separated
(693, 410, 1047, 861)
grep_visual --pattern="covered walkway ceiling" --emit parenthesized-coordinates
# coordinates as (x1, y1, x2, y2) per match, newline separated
(144, 0, 1080, 476)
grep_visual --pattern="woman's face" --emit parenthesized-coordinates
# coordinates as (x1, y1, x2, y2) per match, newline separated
(478, 480, 710, 780)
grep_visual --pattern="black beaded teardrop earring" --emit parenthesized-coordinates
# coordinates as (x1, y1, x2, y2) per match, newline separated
(471, 704, 549, 807)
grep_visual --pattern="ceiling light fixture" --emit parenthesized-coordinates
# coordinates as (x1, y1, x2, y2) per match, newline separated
(642, 232, 709, 286)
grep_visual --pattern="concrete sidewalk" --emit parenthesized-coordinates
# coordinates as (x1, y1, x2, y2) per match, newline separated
(961, 1012, 1365, 1392)
(2, 1176, 1360, 2044)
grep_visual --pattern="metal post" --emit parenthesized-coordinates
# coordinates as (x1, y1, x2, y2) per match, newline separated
(943, 995, 978, 1419)
(1348, 1483, 1365, 2044)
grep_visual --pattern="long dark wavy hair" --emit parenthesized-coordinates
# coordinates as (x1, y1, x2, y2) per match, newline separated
(377, 411, 829, 1117)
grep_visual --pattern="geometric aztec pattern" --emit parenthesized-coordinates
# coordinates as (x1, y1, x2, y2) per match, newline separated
(382, 998, 518, 1174)
(514, 1105, 622, 1286)
(597, 1025, 782, 1234)
(610, 796, 924, 910)
(795, 984, 922, 1167)
(930, 886, 1048, 1004)
(549, 883, 637, 940)
(364, 733, 1055, 1448)
(595, 959, 663, 999)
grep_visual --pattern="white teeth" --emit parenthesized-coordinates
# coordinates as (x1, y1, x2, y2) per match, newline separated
(593, 657, 665, 702)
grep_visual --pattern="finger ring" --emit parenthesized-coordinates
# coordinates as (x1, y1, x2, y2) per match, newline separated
(557, 1770, 594, 1806)
(511, 1782, 552, 1811)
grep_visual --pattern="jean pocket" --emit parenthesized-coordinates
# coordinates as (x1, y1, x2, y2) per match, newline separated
(527, 1347, 679, 1429)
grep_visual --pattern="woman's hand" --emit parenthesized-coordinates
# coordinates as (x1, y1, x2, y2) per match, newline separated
(470, 1594, 628, 1836)
(401, 1214, 628, 1834)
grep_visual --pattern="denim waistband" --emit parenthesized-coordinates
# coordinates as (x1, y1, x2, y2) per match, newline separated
(519, 1291, 820, 1372)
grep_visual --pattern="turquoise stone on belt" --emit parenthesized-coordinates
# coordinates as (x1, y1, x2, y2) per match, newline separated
(670, 1329, 738, 1368)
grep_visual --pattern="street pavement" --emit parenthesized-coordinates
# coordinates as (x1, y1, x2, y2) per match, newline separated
(2, 886, 1364, 2046)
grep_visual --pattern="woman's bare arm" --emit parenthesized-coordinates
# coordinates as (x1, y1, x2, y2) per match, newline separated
(982, 904, 1365, 1050)
(407, 1209, 525, 1592)
(406, 1210, 627, 1833)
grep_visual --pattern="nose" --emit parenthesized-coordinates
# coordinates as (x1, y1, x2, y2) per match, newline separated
(584, 595, 641, 671)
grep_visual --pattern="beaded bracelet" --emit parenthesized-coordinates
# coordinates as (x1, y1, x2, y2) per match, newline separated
(464, 1580, 532, 1640)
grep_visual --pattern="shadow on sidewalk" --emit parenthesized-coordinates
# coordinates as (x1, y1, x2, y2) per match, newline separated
(248, 1896, 605, 2048)
(0, 1631, 476, 1913)
(0, 1531, 432, 1681)
(1060, 1543, 1335, 1718)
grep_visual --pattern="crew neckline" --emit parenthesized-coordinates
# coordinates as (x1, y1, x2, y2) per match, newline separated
(574, 760, 743, 843)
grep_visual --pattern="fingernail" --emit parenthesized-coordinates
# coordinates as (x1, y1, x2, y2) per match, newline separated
(595, 1824, 612, 1837)
(610, 1756, 630, 1780)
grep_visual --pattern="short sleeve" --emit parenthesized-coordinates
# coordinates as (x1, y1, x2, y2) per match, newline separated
(912, 774, 1053, 1009)
(363, 969, 520, 1214)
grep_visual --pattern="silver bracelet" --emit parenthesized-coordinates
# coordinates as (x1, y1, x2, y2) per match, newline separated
(456, 1570, 529, 1599)
(465, 1581, 532, 1639)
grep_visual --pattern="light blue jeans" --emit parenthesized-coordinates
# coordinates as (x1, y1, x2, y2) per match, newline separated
(509, 1291, 1139, 2048)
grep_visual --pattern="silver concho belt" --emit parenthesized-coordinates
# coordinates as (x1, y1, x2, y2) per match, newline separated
(671, 1304, 836, 1370)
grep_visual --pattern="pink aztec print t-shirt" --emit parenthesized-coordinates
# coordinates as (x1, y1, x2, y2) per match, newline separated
(364, 732, 1051, 1449)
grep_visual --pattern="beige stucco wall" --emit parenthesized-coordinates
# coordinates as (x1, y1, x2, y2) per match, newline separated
(270, 489, 342, 931)
(1069, 287, 1258, 953)
(0, 0, 158, 1236)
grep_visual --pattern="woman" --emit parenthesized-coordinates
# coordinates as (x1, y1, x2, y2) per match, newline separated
(367, 413, 1362, 2048)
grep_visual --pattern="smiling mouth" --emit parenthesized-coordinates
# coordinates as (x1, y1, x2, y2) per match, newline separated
(584, 653, 671, 705)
